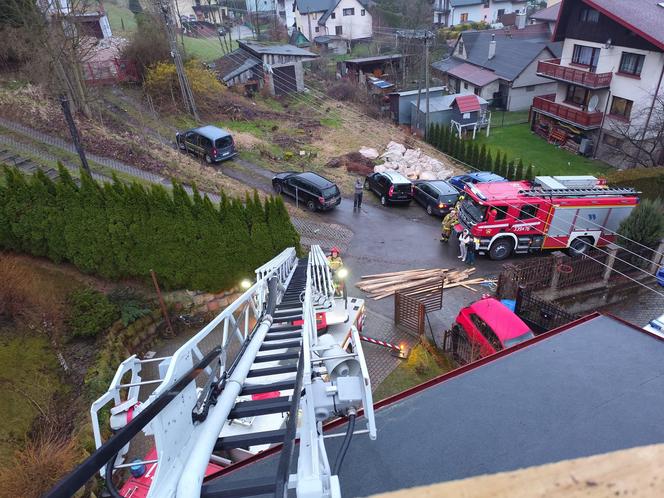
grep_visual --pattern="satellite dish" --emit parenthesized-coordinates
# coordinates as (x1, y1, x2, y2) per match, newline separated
(588, 95, 599, 112)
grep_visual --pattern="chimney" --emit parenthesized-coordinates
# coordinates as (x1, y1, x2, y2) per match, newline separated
(488, 34, 496, 60)
(516, 10, 527, 29)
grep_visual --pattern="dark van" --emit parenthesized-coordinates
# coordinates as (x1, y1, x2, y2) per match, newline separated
(272, 171, 341, 211)
(364, 171, 413, 206)
(176, 125, 237, 164)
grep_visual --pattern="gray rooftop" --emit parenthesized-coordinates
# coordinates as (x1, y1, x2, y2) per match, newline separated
(344, 54, 405, 65)
(411, 93, 488, 112)
(239, 41, 317, 58)
(208, 314, 664, 495)
(389, 85, 447, 97)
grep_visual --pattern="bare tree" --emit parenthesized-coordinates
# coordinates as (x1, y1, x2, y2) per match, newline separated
(0, 0, 95, 117)
(605, 93, 664, 168)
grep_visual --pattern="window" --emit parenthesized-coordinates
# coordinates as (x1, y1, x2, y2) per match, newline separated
(497, 8, 505, 19)
(526, 85, 535, 92)
(315, 26, 319, 32)
(610, 96, 633, 119)
(330, 12, 335, 19)
(458, 39, 464, 55)
(335, 25, 342, 35)
(519, 204, 539, 219)
(473, 87, 480, 96)
(464, 82, 469, 89)
(619, 52, 645, 76)
(565, 84, 588, 107)
(603, 134, 623, 148)
(494, 206, 508, 221)
(463, 112, 470, 119)
(343, 7, 354, 15)
(579, 8, 599, 23)
(572, 44, 600, 70)
(460, 12, 468, 22)
(361, 8, 365, 16)
(312, 12, 317, 19)
(470, 314, 503, 352)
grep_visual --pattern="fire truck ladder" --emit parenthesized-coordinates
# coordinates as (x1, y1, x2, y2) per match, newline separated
(520, 187, 639, 197)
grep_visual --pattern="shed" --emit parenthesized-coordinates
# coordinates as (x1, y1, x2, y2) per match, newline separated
(203, 313, 664, 496)
(313, 35, 347, 55)
(388, 86, 448, 125)
(410, 93, 489, 138)
(338, 54, 406, 83)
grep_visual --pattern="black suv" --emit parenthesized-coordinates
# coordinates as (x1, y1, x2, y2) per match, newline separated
(272, 171, 341, 211)
(364, 171, 413, 206)
(176, 125, 237, 164)
(413, 180, 459, 216)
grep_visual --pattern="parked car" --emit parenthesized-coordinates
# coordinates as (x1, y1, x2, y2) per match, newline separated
(413, 180, 459, 216)
(451, 297, 535, 359)
(176, 125, 236, 164)
(272, 171, 341, 211)
(448, 171, 506, 192)
(364, 171, 413, 206)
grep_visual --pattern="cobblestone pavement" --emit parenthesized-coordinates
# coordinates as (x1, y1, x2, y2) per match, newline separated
(600, 285, 664, 326)
(291, 218, 354, 252)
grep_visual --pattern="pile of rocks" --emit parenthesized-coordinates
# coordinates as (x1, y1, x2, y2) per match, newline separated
(359, 142, 453, 181)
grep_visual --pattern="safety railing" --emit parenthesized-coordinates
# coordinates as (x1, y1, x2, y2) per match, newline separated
(308, 245, 335, 308)
(254, 247, 298, 312)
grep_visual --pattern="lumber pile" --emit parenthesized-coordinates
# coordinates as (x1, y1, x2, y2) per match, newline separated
(356, 268, 495, 300)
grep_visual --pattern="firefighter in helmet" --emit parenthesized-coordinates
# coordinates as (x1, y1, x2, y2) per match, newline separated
(327, 247, 343, 271)
(440, 209, 457, 243)
(454, 194, 465, 213)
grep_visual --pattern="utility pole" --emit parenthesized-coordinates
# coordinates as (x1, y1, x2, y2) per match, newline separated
(425, 33, 432, 141)
(59, 94, 91, 174)
(159, 0, 199, 121)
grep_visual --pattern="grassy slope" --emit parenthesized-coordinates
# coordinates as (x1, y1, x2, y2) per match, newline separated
(372, 343, 454, 402)
(474, 124, 613, 177)
(182, 36, 235, 62)
(104, 2, 137, 36)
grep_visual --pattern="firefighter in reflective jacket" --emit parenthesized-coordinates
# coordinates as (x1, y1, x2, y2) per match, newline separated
(327, 247, 343, 271)
(440, 209, 457, 242)
(454, 195, 465, 213)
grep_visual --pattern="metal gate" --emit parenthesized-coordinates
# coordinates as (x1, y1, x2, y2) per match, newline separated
(273, 65, 297, 95)
(442, 325, 482, 366)
(394, 279, 444, 337)
(515, 287, 578, 333)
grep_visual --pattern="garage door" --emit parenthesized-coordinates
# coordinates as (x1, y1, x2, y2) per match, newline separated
(273, 65, 297, 95)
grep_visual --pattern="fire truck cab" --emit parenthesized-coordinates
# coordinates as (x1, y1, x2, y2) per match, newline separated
(457, 176, 639, 261)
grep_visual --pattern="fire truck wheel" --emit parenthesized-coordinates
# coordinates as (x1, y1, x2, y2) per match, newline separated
(489, 238, 514, 261)
(568, 237, 592, 257)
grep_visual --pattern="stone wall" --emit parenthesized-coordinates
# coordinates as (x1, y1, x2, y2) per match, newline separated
(164, 288, 242, 315)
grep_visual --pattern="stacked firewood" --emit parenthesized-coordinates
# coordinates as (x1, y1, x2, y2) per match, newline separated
(355, 268, 495, 300)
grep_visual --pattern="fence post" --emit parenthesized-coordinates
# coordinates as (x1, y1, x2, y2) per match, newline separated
(394, 292, 400, 328)
(549, 251, 565, 291)
(603, 244, 619, 283)
(514, 285, 526, 316)
(649, 238, 664, 274)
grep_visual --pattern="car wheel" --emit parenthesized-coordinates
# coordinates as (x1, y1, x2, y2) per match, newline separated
(380, 195, 387, 206)
(177, 140, 186, 151)
(364, 180, 370, 191)
(274, 183, 282, 194)
(426, 204, 433, 215)
(205, 154, 213, 164)
(306, 200, 316, 211)
(568, 237, 592, 257)
(489, 238, 514, 261)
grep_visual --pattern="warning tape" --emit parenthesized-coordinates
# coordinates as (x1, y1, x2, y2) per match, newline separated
(359, 334, 401, 352)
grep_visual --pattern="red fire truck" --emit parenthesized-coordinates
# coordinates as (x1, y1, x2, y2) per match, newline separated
(457, 176, 640, 260)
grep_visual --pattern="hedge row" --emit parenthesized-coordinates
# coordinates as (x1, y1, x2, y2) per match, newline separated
(0, 166, 301, 292)
(427, 123, 535, 181)
(608, 167, 664, 202)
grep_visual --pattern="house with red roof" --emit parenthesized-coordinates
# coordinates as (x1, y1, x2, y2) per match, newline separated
(531, 0, 664, 166)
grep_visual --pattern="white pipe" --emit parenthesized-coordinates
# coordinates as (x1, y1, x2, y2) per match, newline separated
(176, 314, 274, 497)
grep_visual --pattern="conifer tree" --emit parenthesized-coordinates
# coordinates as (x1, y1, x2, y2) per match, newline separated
(478, 144, 487, 171)
(515, 159, 524, 180)
(507, 160, 515, 180)
(470, 142, 479, 168)
(500, 154, 508, 178)
(439, 125, 447, 151)
(485, 150, 493, 172)
(493, 151, 501, 174)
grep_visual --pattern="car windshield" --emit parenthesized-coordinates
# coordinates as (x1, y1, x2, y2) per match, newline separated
(215, 136, 233, 148)
(322, 186, 338, 198)
(503, 331, 535, 348)
(441, 194, 457, 204)
(462, 198, 487, 222)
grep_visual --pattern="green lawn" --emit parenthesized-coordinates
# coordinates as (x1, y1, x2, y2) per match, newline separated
(104, 2, 137, 36)
(182, 36, 237, 62)
(475, 124, 613, 177)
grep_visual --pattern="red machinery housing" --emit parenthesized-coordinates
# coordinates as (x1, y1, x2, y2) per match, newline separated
(457, 176, 639, 260)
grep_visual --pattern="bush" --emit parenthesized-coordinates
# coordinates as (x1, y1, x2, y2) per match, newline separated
(326, 80, 359, 101)
(618, 199, 664, 248)
(608, 167, 664, 202)
(66, 288, 119, 339)
(122, 13, 170, 79)
(108, 288, 152, 327)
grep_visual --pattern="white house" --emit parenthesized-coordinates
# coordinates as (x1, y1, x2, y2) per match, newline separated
(530, 0, 664, 166)
(434, 0, 527, 27)
(293, 0, 372, 42)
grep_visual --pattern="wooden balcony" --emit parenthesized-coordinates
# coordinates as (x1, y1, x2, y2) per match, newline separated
(531, 96, 603, 130)
(536, 59, 612, 89)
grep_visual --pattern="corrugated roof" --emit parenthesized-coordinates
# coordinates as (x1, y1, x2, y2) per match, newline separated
(390, 85, 447, 97)
(455, 94, 482, 112)
(529, 2, 561, 21)
(344, 54, 405, 64)
(211, 49, 260, 82)
(448, 62, 500, 86)
(210, 314, 664, 496)
(577, 0, 664, 50)
(295, 0, 335, 14)
(450, 0, 483, 6)
(239, 41, 317, 57)
(411, 93, 489, 112)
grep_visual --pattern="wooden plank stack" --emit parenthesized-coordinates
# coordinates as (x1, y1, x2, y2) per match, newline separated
(356, 268, 495, 300)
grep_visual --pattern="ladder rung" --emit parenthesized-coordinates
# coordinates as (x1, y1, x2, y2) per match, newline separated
(260, 340, 301, 351)
(264, 331, 301, 341)
(229, 396, 291, 419)
(253, 351, 300, 363)
(215, 428, 286, 451)
(241, 379, 296, 395)
(268, 324, 301, 332)
(247, 364, 298, 378)
(200, 476, 277, 498)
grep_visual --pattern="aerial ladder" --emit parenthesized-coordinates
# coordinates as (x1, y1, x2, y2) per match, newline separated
(46, 246, 375, 498)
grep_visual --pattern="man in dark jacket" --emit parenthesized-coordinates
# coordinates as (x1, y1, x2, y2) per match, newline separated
(354, 178, 364, 210)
